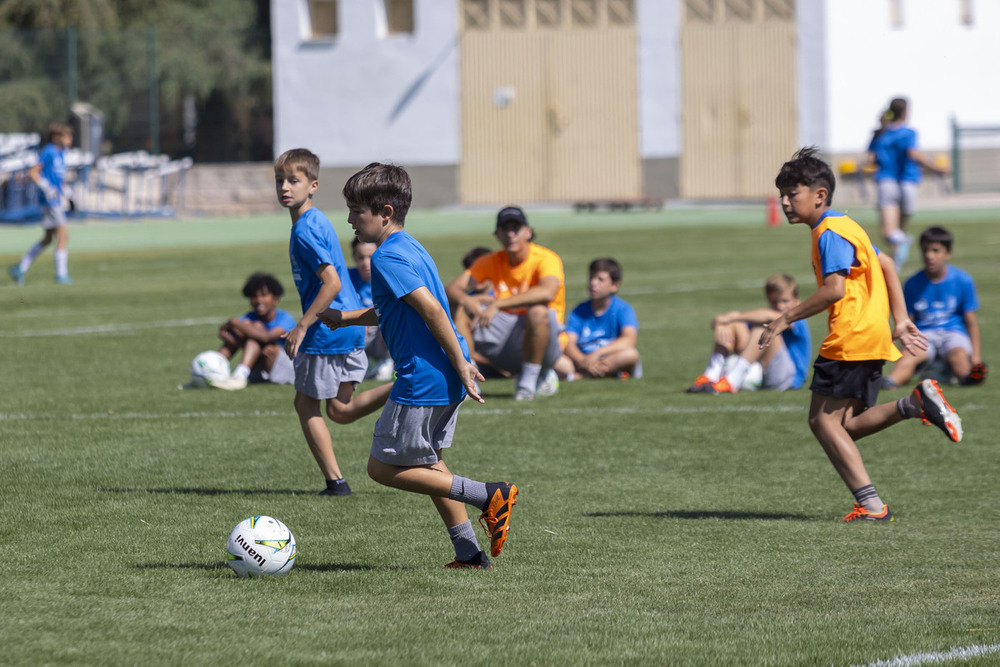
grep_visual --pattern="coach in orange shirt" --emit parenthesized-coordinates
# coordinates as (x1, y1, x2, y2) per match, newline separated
(446, 206, 565, 401)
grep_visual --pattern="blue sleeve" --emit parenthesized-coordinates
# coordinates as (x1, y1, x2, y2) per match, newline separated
(959, 272, 979, 313)
(292, 223, 335, 275)
(617, 300, 639, 333)
(375, 250, 424, 299)
(565, 306, 584, 336)
(275, 310, 298, 331)
(817, 229, 856, 276)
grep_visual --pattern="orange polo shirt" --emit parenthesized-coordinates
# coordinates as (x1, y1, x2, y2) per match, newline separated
(467, 244, 566, 323)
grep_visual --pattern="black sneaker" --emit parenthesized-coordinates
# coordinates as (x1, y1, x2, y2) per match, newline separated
(914, 379, 963, 442)
(318, 479, 352, 496)
(445, 550, 492, 570)
(479, 482, 518, 557)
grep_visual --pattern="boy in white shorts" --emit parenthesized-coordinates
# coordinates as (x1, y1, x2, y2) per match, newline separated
(320, 162, 518, 569)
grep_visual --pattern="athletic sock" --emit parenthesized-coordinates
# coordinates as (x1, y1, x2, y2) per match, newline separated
(233, 364, 251, 380)
(54, 248, 68, 278)
(724, 356, 752, 388)
(517, 362, 542, 393)
(897, 395, 921, 419)
(888, 229, 909, 245)
(447, 520, 482, 562)
(852, 484, 884, 513)
(704, 352, 725, 382)
(449, 475, 488, 509)
(20, 242, 43, 272)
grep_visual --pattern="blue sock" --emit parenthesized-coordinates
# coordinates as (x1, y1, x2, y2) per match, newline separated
(449, 475, 489, 510)
(447, 521, 482, 561)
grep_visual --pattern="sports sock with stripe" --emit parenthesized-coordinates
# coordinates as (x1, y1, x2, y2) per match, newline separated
(852, 484, 884, 513)
(449, 475, 488, 510)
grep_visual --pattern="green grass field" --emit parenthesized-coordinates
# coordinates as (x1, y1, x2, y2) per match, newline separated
(3, 205, 999, 666)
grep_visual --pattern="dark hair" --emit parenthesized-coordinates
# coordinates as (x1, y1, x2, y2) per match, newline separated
(351, 236, 376, 251)
(48, 122, 72, 141)
(775, 146, 836, 206)
(462, 246, 492, 269)
(274, 148, 320, 182)
(589, 257, 622, 284)
(242, 272, 284, 299)
(919, 226, 953, 251)
(342, 162, 412, 224)
(886, 97, 908, 122)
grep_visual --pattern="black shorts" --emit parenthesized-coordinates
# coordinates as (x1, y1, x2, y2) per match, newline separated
(809, 356, 884, 408)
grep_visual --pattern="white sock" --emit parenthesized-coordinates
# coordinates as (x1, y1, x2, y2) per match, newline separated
(725, 357, 752, 388)
(54, 249, 68, 278)
(888, 229, 908, 245)
(233, 364, 251, 380)
(20, 243, 44, 272)
(517, 362, 542, 393)
(704, 353, 725, 382)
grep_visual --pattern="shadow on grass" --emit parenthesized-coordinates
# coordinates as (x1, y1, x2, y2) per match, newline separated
(587, 510, 817, 521)
(137, 562, 402, 572)
(99, 487, 322, 496)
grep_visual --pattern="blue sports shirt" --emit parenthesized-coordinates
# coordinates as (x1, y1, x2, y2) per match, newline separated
(904, 266, 979, 334)
(782, 319, 812, 389)
(348, 267, 373, 308)
(565, 296, 639, 355)
(871, 125, 922, 183)
(813, 210, 882, 276)
(240, 308, 297, 346)
(38, 143, 67, 206)
(288, 207, 365, 355)
(371, 231, 470, 406)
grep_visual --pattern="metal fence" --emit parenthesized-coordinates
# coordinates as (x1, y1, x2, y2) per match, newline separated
(952, 119, 1000, 193)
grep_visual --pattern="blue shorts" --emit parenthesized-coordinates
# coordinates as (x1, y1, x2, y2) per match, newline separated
(809, 356, 884, 408)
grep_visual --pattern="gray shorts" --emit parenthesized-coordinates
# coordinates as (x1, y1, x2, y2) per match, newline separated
(249, 346, 295, 385)
(877, 179, 920, 215)
(370, 397, 463, 466)
(472, 309, 562, 374)
(762, 346, 796, 391)
(293, 349, 368, 399)
(924, 329, 973, 362)
(41, 205, 67, 230)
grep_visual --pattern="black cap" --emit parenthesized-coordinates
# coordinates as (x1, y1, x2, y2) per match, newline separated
(496, 206, 528, 230)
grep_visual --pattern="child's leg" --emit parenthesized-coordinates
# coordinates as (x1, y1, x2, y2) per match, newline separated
(589, 347, 640, 377)
(16, 229, 56, 274)
(294, 391, 344, 482)
(885, 349, 927, 388)
(239, 339, 263, 371)
(53, 225, 69, 279)
(808, 393, 879, 501)
(326, 380, 393, 424)
(945, 346, 973, 381)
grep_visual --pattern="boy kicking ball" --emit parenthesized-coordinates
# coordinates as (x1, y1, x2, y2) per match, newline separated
(760, 147, 962, 523)
(319, 162, 517, 568)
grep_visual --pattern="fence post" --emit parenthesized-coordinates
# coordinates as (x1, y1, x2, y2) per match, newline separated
(67, 26, 78, 106)
(148, 27, 160, 155)
(950, 116, 960, 193)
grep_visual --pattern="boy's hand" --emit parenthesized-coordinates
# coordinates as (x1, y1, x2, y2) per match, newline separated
(459, 362, 485, 404)
(893, 319, 928, 356)
(759, 314, 788, 349)
(317, 308, 344, 330)
(282, 325, 308, 359)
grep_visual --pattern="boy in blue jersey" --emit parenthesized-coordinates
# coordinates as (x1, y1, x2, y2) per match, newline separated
(554, 257, 642, 381)
(867, 98, 949, 270)
(688, 274, 811, 394)
(883, 226, 985, 389)
(319, 162, 518, 569)
(348, 238, 393, 381)
(275, 149, 393, 497)
(214, 272, 297, 389)
(9, 123, 74, 286)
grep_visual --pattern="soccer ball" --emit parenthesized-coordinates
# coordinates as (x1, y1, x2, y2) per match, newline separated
(740, 362, 764, 391)
(226, 516, 297, 578)
(189, 350, 231, 388)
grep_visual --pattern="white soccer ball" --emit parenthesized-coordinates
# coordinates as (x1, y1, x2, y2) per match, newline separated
(189, 350, 231, 387)
(226, 516, 297, 578)
(740, 362, 764, 391)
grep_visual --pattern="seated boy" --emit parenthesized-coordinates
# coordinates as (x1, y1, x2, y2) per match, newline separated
(348, 237, 394, 381)
(688, 274, 811, 394)
(216, 272, 297, 389)
(882, 226, 985, 388)
(554, 257, 641, 380)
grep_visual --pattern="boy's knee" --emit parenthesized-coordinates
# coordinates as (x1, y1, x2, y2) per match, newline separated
(326, 399, 357, 424)
(525, 304, 550, 328)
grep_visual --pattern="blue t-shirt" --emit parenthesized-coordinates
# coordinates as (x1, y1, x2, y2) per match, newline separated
(371, 231, 470, 406)
(565, 296, 639, 355)
(904, 266, 978, 334)
(871, 125, 922, 183)
(240, 308, 297, 347)
(38, 143, 67, 206)
(782, 319, 812, 389)
(288, 207, 365, 355)
(348, 267, 373, 307)
(814, 210, 882, 276)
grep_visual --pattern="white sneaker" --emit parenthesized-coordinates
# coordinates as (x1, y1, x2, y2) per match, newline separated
(536, 369, 559, 396)
(373, 358, 395, 382)
(513, 388, 535, 402)
(213, 375, 247, 391)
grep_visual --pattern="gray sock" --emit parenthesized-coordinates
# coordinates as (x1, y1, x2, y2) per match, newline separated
(897, 395, 921, 419)
(447, 520, 482, 562)
(852, 483, 884, 513)
(449, 475, 489, 510)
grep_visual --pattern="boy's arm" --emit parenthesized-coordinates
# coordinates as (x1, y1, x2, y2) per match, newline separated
(588, 327, 638, 360)
(283, 264, 341, 359)
(879, 252, 927, 356)
(225, 318, 286, 344)
(445, 271, 490, 316)
(964, 311, 982, 364)
(403, 286, 484, 404)
(759, 273, 845, 348)
(318, 307, 378, 329)
(713, 308, 782, 328)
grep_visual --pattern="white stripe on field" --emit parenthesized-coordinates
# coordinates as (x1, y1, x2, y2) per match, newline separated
(848, 643, 1000, 667)
(2, 317, 221, 338)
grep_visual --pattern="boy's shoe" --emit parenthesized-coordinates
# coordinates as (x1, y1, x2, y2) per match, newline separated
(8, 265, 25, 286)
(711, 377, 737, 394)
(536, 369, 559, 396)
(513, 388, 535, 402)
(479, 482, 518, 557)
(914, 379, 963, 442)
(318, 479, 352, 496)
(55, 275, 73, 285)
(894, 233, 914, 269)
(213, 375, 248, 391)
(686, 375, 714, 393)
(373, 357, 395, 382)
(445, 550, 492, 570)
(843, 503, 894, 522)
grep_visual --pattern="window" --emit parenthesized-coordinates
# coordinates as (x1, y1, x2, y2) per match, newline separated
(385, 0, 414, 35)
(309, 0, 338, 38)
